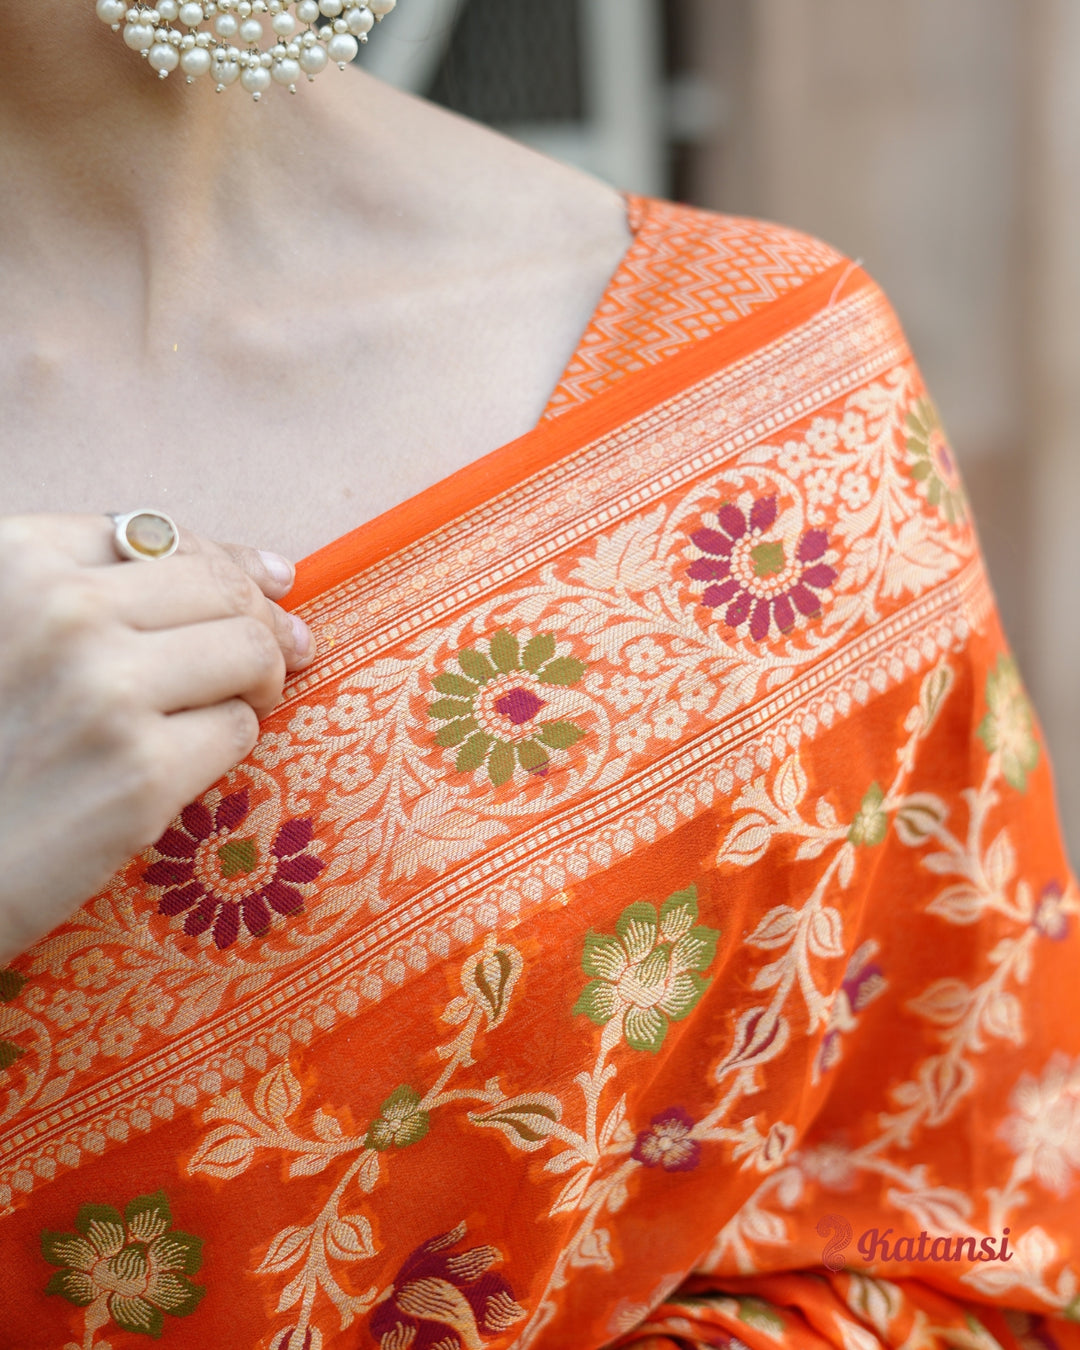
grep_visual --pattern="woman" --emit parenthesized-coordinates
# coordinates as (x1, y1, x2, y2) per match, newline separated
(1, 5, 1077, 1349)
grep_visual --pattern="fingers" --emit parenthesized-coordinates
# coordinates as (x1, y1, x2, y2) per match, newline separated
(0, 513, 122, 567)
(174, 531, 297, 604)
(101, 552, 314, 670)
(0, 513, 297, 604)
(134, 617, 289, 721)
(153, 699, 263, 813)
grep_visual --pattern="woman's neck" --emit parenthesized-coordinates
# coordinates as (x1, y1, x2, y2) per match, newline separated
(0, 7, 400, 345)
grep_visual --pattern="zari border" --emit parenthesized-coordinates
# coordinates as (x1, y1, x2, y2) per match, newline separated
(0, 557, 993, 1202)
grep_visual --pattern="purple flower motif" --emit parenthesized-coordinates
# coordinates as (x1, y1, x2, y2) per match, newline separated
(143, 789, 325, 951)
(688, 495, 837, 641)
(632, 1107, 701, 1172)
(369, 1222, 525, 1349)
(1033, 883, 1069, 941)
(814, 941, 886, 1081)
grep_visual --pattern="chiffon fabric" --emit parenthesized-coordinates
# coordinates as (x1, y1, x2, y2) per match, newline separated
(2, 197, 1078, 1350)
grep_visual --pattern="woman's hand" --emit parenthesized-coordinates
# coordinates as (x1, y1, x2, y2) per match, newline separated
(0, 513, 316, 964)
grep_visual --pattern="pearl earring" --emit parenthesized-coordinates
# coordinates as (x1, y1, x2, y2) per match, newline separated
(95, 0, 397, 99)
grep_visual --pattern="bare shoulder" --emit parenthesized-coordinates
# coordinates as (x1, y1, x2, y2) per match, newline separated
(330, 71, 632, 288)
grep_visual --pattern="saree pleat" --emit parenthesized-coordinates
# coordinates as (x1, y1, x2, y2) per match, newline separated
(1, 198, 1077, 1350)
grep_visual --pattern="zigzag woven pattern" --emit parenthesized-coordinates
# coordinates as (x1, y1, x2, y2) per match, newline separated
(544, 195, 843, 417)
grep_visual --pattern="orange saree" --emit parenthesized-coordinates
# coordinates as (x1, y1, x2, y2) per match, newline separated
(2, 197, 1078, 1350)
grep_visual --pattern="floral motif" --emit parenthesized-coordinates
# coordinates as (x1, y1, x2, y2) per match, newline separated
(42, 1190, 204, 1338)
(1032, 882, 1069, 941)
(369, 1221, 526, 1350)
(573, 886, 719, 1053)
(428, 629, 587, 786)
(688, 495, 837, 641)
(815, 941, 886, 1078)
(848, 782, 888, 847)
(999, 1053, 1080, 1197)
(365, 1085, 431, 1152)
(977, 655, 1040, 793)
(632, 1107, 701, 1171)
(907, 397, 966, 524)
(143, 789, 326, 950)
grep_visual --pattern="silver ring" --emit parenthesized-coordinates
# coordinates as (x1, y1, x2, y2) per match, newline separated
(107, 509, 180, 562)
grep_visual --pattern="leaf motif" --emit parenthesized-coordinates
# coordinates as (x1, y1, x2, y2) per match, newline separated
(918, 664, 955, 734)
(488, 629, 520, 674)
(924, 883, 984, 925)
(0, 969, 27, 1003)
(920, 1055, 975, 1125)
(256, 1225, 312, 1275)
(470, 1093, 563, 1151)
(550, 1167, 591, 1216)
(808, 907, 844, 959)
(187, 1123, 259, 1180)
(894, 794, 949, 847)
(570, 505, 669, 594)
(773, 755, 807, 814)
(312, 1109, 345, 1143)
(522, 634, 556, 673)
(544, 1150, 584, 1175)
(568, 1225, 613, 1269)
(254, 1063, 303, 1126)
(325, 1214, 376, 1263)
(747, 906, 798, 950)
(457, 648, 495, 685)
(357, 1150, 382, 1193)
(168, 980, 227, 1034)
(289, 1152, 333, 1178)
(0, 1039, 25, 1070)
(907, 978, 972, 1027)
(796, 835, 830, 861)
(982, 989, 1023, 1044)
(275, 1265, 308, 1314)
(716, 813, 773, 868)
(816, 798, 839, 829)
(984, 828, 1017, 892)
(537, 721, 584, 750)
(538, 657, 586, 688)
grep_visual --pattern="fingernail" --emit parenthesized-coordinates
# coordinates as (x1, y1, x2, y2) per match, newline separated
(290, 614, 313, 659)
(259, 551, 295, 587)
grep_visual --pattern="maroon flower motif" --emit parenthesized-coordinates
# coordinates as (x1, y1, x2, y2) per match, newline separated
(369, 1222, 526, 1350)
(815, 944, 886, 1078)
(1033, 882, 1069, 941)
(688, 495, 837, 641)
(143, 790, 325, 950)
(632, 1107, 701, 1172)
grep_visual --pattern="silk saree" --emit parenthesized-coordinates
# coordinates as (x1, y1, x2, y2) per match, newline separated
(2, 197, 1078, 1350)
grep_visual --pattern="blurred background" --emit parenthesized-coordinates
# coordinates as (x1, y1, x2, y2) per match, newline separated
(361, 0, 1080, 866)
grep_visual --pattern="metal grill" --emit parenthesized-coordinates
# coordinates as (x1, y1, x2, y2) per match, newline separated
(425, 0, 583, 124)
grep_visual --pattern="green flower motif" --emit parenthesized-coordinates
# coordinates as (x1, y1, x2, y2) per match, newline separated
(42, 1191, 204, 1339)
(907, 397, 966, 525)
(364, 1085, 431, 1152)
(738, 1295, 787, 1334)
(848, 782, 888, 847)
(428, 629, 587, 787)
(978, 655, 1040, 792)
(573, 885, 719, 1053)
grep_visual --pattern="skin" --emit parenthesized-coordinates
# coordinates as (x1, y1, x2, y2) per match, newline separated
(0, 5, 631, 960)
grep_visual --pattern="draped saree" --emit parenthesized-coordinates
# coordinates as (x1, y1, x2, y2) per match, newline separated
(2, 197, 1078, 1350)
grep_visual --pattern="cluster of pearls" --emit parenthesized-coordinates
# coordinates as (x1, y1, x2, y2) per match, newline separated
(95, 0, 396, 98)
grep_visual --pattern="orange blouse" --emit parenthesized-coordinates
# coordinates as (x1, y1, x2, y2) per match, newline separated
(1, 197, 1077, 1350)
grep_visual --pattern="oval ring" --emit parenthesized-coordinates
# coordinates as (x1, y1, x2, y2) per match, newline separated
(107, 509, 181, 562)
